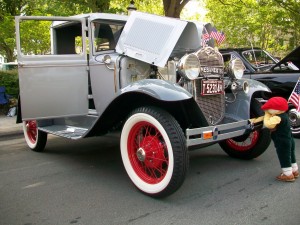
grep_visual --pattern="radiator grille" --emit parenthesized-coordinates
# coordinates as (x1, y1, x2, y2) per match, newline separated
(194, 79, 225, 125)
(194, 47, 225, 125)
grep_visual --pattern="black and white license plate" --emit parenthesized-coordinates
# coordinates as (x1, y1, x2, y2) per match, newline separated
(201, 80, 224, 95)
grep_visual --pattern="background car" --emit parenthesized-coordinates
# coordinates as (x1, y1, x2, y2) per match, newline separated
(220, 46, 300, 136)
(1, 62, 18, 71)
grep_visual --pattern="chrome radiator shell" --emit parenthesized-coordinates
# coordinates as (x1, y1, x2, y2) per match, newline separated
(193, 47, 225, 125)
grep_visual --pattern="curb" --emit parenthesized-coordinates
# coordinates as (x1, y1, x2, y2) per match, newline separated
(0, 130, 23, 139)
(0, 115, 23, 139)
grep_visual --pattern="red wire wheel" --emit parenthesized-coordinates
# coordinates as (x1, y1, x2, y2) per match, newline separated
(23, 120, 47, 152)
(219, 99, 271, 159)
(127, 121, 169, 184)
(120, 107, 188, 198)
(224, 130, 259, 152)
(24, 120, 38, 144)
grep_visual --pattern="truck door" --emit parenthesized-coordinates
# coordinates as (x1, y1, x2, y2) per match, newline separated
(15, 16, 89, 120)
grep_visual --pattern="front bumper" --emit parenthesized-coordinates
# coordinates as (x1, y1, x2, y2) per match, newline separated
(186, 120, 256, 147)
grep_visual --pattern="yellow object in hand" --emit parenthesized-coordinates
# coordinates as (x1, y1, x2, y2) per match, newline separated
(263, 111, 281, 129)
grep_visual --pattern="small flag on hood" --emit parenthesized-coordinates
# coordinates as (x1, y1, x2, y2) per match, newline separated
(209, 27, 226, 46)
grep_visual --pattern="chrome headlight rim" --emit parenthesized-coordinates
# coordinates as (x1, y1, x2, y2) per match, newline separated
(178, 53, 200, 80)
(228, 58, 245, 80)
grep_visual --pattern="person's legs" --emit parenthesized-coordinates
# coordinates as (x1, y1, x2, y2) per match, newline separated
(272, 136, 295, 181)
(290, 137, 299, 178)
(273, 138, 292, 169)
(291, 137, 296, 164)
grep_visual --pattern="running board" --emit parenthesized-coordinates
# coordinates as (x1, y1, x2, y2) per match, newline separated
(39, 125, 88, 139)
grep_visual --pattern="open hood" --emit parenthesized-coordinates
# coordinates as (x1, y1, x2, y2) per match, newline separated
(116, 11, 202, 67)
(271, 46, 300, 70)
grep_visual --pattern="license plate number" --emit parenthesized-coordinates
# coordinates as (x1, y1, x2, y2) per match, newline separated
(201, 80, 224, 95)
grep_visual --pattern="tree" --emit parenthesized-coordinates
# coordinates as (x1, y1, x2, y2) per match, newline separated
(0, 0, 195, 61)
(109, 0, 191, 18)
(46, 0, 111, 14)
(0, 16, 15, 62)
(205, 0, 300, 56)
(0, 0, 114, 61)
(109, 0, 164, 15)
(163, 0, 190, 18)
(0, 0, 28, 61)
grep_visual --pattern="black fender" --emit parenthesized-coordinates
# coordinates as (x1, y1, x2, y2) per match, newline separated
(87, 92, 206, 137)
(120, 79, 192, 101)
(225, 78, 271, 120)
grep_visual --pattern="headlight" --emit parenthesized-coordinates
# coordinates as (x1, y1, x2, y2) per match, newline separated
(228, 58, 245, 80)
(178, 54, 200, 80)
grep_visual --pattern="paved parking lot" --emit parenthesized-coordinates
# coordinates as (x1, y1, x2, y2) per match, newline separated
(1, 114, 300, 225)
(0, 114, 22, 139)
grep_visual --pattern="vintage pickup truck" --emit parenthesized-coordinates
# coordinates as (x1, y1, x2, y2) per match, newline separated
(15, 12, 271, 197)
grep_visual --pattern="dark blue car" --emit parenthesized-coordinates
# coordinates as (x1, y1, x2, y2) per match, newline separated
(220, 46, 300, 136)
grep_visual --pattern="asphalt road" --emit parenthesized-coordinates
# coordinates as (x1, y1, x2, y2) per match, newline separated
(1, 132, 300, 225)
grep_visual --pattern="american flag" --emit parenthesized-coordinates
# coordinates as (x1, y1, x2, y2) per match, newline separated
(201, 28, 210, 46)
(209, 28, 226, 46)
(288, 78, 300, 112)
(216, 31, 226, 45)
(210, 27, 218, 40)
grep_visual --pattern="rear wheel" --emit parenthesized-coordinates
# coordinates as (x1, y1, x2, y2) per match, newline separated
(291, 127, 300, 138)
(219, 99, 271, 159)
(23, 120, 47, 152)
(120, 106, 188, 198)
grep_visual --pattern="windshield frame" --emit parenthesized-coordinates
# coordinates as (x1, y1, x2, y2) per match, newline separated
(241, 49, 277, 70)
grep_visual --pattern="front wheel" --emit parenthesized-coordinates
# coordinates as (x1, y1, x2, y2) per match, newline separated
(219, 99, 271, 160)
(23, 120, 47, 152)
(120, 106, 188, 198)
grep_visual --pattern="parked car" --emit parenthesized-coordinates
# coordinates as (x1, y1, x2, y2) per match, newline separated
(1, 62, 18, 71)
(220, 47, 300, 136)
(15, 12, 271, 198)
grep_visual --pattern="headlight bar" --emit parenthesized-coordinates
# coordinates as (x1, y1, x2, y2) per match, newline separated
(228, 58, 245, 80)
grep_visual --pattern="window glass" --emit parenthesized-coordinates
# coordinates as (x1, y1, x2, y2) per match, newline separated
(222, 53, 232, 76)
(242, 50, 276, 67)
(19, 20, 83, 55)
(92, 22, 124, 53)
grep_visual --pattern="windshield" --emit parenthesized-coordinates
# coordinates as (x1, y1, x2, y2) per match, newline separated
(242, 49, 277, 69)
(92, 21, 125, 53)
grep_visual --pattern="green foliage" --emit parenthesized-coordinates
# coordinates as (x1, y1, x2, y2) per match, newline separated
(0, 0, 113, 61)
(0, 15, 17, 62)
(19, 20, 51, 55)
(0, 70, 19, 97)
(3, 0, 298, 59)
(0, 0, 38, 61)
(109, 0, 164, 15)
(34, 0, 110, 15)
(204, 0, 300, 57)
(0, 0, 191, 61)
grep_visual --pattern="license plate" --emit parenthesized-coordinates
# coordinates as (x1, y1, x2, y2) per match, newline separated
(201, 80, 224, 95)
